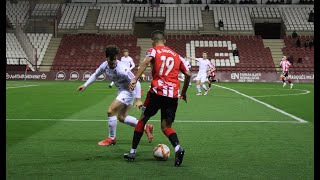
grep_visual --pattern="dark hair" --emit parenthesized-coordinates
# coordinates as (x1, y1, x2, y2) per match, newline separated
(151, 30, 165, 41)
(202, 51, 208, 54)
(123, 49, 129, 52)
(105, 45, 119, 61)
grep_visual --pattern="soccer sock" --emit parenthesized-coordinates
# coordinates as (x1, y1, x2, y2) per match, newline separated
(208, 83, 211, 88)
(108, 116, 117, 139)
(124, 116, 147, 130)
(288, 80, 292, 84)
(163, 128, 180, 149)
(196, 85, 201, 93)
(110, 81, 114, 86)
(281, 77, 285, 82)
(124, 116, 138, 127)
(132, 120, 145, 149)
(202, 84, 208, 91)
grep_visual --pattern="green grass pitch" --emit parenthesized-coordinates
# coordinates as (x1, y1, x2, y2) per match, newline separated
(6, 81, 314, 179)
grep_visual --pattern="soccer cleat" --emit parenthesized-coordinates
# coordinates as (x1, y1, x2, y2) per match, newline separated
(283, 82, 286, 87)
(124, 152, 136, 161)
(204, 91, 208, 96)
(196, 93, 202, 96)
(98, 137, 116, 146)
(207, 88, 211, 91)
(109, 84, 112, 88)
(290, 83, 294, 89)
(145, 124, 154, 143)
(174, 147, 185, 167)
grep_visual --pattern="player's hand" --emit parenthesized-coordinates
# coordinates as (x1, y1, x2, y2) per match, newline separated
(134, 100, 143, 109)
(130, 79, 137, 92)
(77, 85, 86, 91)
(180, 94, 187, 103)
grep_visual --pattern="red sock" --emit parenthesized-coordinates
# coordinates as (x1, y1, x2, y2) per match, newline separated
(163, 128, 179, 147)
(163, 128, 176, 137)
(134, 120, 145, 133)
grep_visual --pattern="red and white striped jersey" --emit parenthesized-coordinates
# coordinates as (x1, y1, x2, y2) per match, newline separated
(280, 59, 291, 73)
(145, 46, 189, 98)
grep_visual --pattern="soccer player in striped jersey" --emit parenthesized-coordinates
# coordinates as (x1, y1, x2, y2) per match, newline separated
(207, 63, 217, 91)
(109, 49, 135, 88)
(124, 30, 191, 167)
(279, 56, 293, 89)
(78, 46, 153, 146)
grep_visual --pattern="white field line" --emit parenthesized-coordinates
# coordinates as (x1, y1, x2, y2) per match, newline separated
(251, 89, 310, 97)
(6, 85, 39, 89)
(6, 118, 304, 123)
(212, 84, 308, 123)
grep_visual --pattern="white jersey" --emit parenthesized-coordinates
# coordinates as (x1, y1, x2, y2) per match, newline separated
(84, 60, 140, 98)
(120, 56, 135, 70)
(196, 58, 212, 74)
(184, 60, 191, 69)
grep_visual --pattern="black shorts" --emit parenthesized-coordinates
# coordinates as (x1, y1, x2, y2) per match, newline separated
(208, 75, 216, 82)
(143, 92, 178, 123)
(283, 72, 289, 77)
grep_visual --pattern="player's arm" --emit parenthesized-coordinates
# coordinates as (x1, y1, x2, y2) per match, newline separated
(77, 64, 104, 91)
(187, 57, 199, 62)
(129, 57, 136, 70)
(180, 70, 191, 103)
(179, 57, 191, 102)
(130, 56, 153, 90)
(133, 81, 143, 109)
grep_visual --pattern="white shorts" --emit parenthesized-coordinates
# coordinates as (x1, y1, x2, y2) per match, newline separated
(116, 91, 134, 106)
(194, 73, 207, 83)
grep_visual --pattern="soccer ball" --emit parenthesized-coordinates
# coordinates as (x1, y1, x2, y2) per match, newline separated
(153, 144, 170, 161)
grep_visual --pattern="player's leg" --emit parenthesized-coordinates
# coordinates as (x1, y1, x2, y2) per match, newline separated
(109, 81, 114, 88)
(195, 74, 202, 95)
(98, 99, 124, 146)
(160, 97, 184, 166)
(208, 80, 211, 90)
(124, 92, 160, 160)
(201, 75, 209, 95)
(285, 73, 293, 88)
(117, 104, 154, 143)
(280, 74, 286, 87)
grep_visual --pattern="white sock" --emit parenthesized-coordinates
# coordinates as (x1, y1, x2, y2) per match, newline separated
(130, 148, 136, 154)
(108, 116, 117, 139)
(124, 116, 147, 130)
(174, 145, 181, 152)
(196, 85, 201, 93)
(110, 81, 114, 86)
(124, 116, 138, 127)
(202, 84, 208, 91)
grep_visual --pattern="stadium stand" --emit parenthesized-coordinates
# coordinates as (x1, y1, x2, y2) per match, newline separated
(281, 6, 314, 31)
(58, 4, 89, 29)
(282, 35, 314, 72)
(6, 1, 30, 28)
(166, 34, 274, 72)
(27, 33, 53, 66)
(212, 6, 254, 31)
(51, 34, 141, 71)
(97, 6, 135, 30)
(166, 7, 203, 31)
(6, 33, 28, 65)
(31, 3, 60, 17)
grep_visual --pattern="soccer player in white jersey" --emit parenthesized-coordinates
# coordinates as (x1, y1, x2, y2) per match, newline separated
(109, 49, 136, 88)
(188, 52, 213, 95)
(279, 55, 293, 89)
(78, 46, 153, 146)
